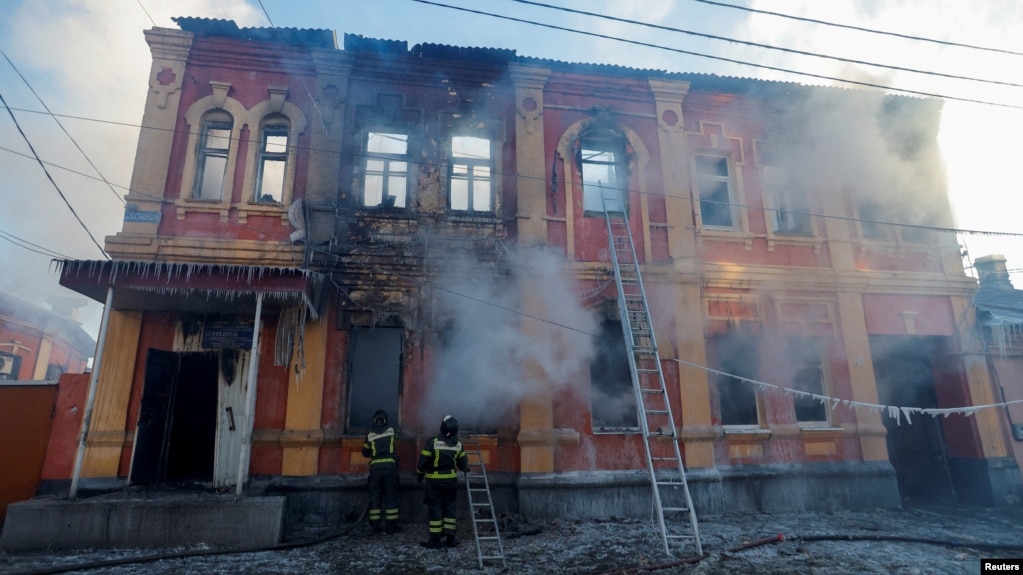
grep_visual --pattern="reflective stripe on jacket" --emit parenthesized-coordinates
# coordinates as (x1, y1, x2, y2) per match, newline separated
(362, 427, 397, 467)
(417, 435, 468, 480)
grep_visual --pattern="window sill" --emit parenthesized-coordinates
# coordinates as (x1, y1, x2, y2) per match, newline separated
(766, 231, 823, 254)
(236, 201, 288, 225)
(722, 427, 771, 440)
(176, 198, 230, 221)
(592, 426, 641, 435)
(696, 227, 753, 250)
(798, 425, 844, 435)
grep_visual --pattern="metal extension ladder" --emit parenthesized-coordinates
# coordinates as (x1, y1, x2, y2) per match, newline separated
(600, 188, 703, 557)
(462, 431, 506, 569)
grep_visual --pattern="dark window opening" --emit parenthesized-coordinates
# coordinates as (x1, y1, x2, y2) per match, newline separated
(347, 327, 403, 432)
(788, 337, 828, 423)
(712, 330, 759, 426)
(591, 319, 637, 430)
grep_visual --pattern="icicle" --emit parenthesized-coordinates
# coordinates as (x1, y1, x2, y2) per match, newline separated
(887, 405, 901, 426)
(900, 407, 913, 425)
(831, 398, 841, 411)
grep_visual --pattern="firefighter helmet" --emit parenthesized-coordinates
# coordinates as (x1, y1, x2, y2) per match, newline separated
(440, 415, 459, 438)
(373, 409, 388, 426)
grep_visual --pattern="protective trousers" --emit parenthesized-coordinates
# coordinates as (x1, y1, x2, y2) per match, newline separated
(423, 479, 458, 537)
(368, 466, 399, 529)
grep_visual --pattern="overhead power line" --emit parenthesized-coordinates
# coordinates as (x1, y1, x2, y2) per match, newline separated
(135, 0, 157, 27)
(3, 104, 1023, 241)
(0, 92, 109, 259)
(506, 0, 1023, 89)
(0, 228, 72, 259)
(407, 0, 1023, 110)
(0, 48, 126, 206)
(689, 0, 1023, 57)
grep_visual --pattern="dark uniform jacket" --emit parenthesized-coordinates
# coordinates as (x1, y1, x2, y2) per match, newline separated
(417, 434, 468, 482)
(362, 425, 398, 469)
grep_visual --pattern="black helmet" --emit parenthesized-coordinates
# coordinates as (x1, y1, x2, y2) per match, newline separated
(440, 415, 459, 438)
(372, 409, 388, 426)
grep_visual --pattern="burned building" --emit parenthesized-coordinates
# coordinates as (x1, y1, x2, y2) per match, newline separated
(11, 16, 1021, 549)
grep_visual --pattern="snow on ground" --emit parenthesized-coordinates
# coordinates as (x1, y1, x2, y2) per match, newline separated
(2, 505, 1022, 574)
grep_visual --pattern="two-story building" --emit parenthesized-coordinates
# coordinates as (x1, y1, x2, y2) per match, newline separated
(43, 17, 1021, 534)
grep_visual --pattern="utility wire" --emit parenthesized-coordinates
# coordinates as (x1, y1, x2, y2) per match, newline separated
(689, 0, 1023, 57)
(0, 48, 125, 206)
(135, 0, 157, 27)
(0, 228, 72, 259)
(0, 92, 109, 259)
(505, 0, 1023, 89)
(407, 0, 1023, 110)
(3, 105, 1023, 241)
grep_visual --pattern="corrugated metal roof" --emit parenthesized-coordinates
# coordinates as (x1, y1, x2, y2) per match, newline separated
(173, 17, 336, 49)
(975, 287, 1023, 326)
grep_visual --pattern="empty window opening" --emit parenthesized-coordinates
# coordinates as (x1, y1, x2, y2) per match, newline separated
(712, 330, 760, 427)
(0, 352, 22, 380)
(194, 117, 232, 201)
(579, 129, 628, 215)
(256, 125, 288, 203)
(695, 155, 735, 228)
(363, 132, 408, 208)
(763, 167, 812, 236)
(591, 319, 638, 430)
(347, 327, 403, 431)
(449, 136, 492, 212)
(787, 337, 829, 424)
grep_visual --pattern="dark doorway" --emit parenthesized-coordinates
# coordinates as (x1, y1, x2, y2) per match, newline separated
(129, 350, 219, 486)
(870, 336, 957, 506)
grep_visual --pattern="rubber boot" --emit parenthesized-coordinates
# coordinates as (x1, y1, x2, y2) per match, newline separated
(420, 534, 443, 549)
(444, 534, 459, 548)
(385, 521, 402, 534)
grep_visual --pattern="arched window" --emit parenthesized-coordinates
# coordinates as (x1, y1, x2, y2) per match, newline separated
(254, 115, 290, 203)
(577, 128, 629, 215)
(193, 110, 233, 201)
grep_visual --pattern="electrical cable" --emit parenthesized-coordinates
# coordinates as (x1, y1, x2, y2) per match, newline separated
(3, 105, 1021, 242)
(688, 0, 1023, 57)
(406, 0, 1023, 110)
(504, 0, 1023, 89)
(0, 228, 73, 259)
(0, 48, 125, 206)
(0, 91, 109, 259)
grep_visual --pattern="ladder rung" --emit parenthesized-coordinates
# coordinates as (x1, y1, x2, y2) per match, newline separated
(645, 409, 668, 415)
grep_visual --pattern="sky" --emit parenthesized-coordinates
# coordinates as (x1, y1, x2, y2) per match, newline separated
(1, 0, 1021, 343)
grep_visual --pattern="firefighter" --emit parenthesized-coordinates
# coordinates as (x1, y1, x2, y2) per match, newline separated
(362, 409, 402, 534)
(416, 415, 468, 549)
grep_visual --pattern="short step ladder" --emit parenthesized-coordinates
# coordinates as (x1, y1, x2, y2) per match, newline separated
(462, 431, 506, 569)
(600, 186, 703, 557)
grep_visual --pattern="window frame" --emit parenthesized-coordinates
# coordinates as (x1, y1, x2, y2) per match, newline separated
(345, 326, 404, 433)
(693, 153, 738, 230)
(362, 131, 410, 209)
(448, 135, 494, 213)
(578, 129, 629, 217)
(193, 120, 233, 202)
(787, 336, 832, 426)
(590, 318, 639, 432)
(711, 329, 763, 430)
(253, 125, 289, 204)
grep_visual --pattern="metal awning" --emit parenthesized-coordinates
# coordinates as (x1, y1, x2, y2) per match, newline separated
(54, 260, 325, 319)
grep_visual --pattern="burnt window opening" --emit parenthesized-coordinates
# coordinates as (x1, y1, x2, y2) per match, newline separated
(255, 122, 289, 203)
(856, 199, 890, 240)
(449, 136, 493, 212)
(694, 154, 736, 229)
(0, 352, 22, 380)
(788, 336, 829, 424)
(193, 112, 232, 201)
(578, 129, 629, 216)
(363, 132, 409, 209)
(347, 326, 403, 432)
(45, 363, 64, 380)
(591, 319, 638, 431)
(762, 166, 812, 236)
(712, 330, 760, 427)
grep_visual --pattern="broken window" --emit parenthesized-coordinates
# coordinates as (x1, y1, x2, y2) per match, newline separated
(347, 327, 402, 432)
(856, 199, 889, 240)
(255, 124, 288, 203)
(194, 115, 232, 201)
(788, 337, 829, 424)
(763, 166, 812, 236)
(449, 136, 492, 212)
(0, 352, 21, 380)
(590, 319, 638, 430)
(711, 330, 760, 427)
(694, 155, 736, 229)
(579, 129, 628, 215)
(363, 132, 408, 208)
